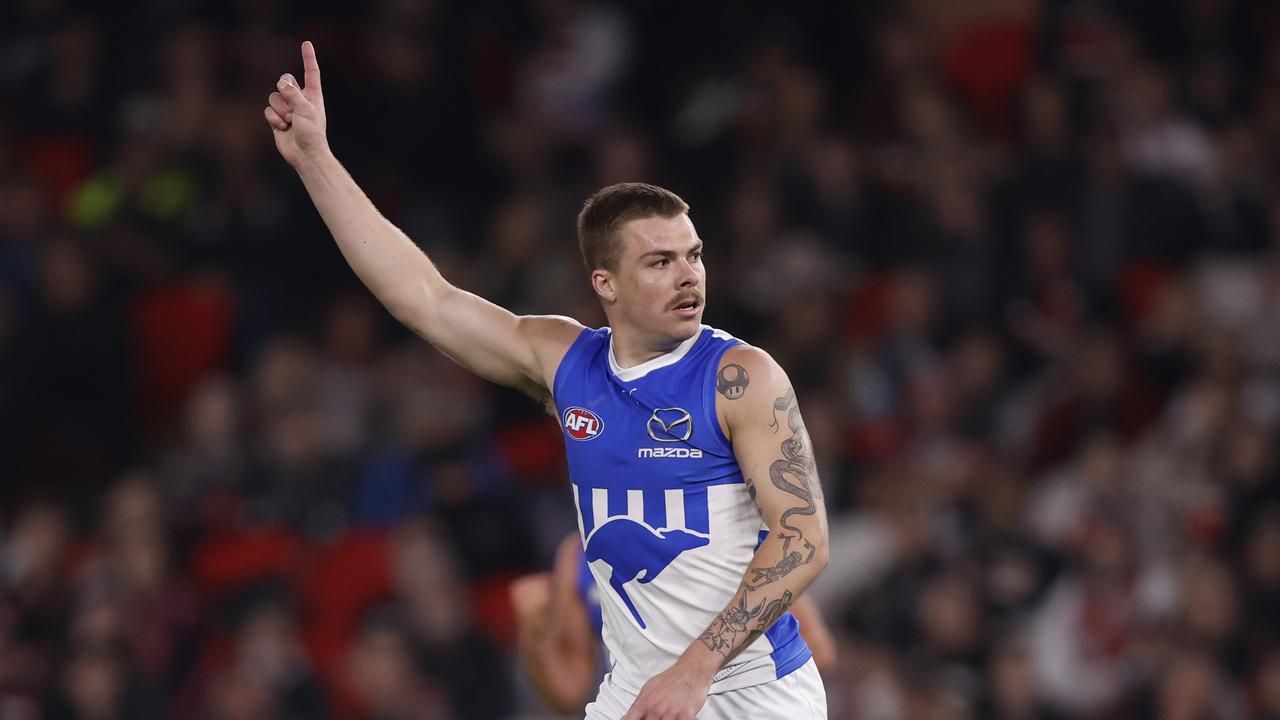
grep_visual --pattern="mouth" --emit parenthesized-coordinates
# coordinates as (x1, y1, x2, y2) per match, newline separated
(671, 296, 702, 319)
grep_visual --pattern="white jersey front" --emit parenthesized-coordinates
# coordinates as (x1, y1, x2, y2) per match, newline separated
(553, 325, 812, 695)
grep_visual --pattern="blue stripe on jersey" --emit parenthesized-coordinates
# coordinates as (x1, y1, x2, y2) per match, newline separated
(642, 488, 666, 530)
(765, 615, 813, 678)
(683, 486, 709, 535)
(607, 491, 629, 519)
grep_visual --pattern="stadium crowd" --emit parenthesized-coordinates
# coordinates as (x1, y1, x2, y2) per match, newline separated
(2, 0, 1280, 717)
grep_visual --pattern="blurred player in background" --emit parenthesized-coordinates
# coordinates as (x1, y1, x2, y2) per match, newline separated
(265, 41, 830, 719)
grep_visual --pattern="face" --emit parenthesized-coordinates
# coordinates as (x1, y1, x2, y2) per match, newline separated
(593, 213, 706, 345)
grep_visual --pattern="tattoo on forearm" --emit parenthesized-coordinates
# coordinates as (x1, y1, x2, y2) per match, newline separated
(698, 589, 795, 659)
(747, 388, 823, 592)
(747, 544, 805, 587)
(717, 363, 750, 399)
(699, 593, 763, 656)
(756, 590, 794, 629)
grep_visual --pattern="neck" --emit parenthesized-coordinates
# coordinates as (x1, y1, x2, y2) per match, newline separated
(609, 326, 695, 368)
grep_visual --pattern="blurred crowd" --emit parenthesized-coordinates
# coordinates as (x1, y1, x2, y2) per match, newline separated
(2, 0, 1280, 718)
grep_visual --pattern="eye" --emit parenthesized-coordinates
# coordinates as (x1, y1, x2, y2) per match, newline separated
(652, 258, 669, 268)
(690, 251, 703, 262)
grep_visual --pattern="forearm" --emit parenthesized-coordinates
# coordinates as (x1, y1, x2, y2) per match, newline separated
(294, 150, 447, 322)
(516, 621, 596, 713)
(514, 604, 599, 712)
(681, 530, 829, 679)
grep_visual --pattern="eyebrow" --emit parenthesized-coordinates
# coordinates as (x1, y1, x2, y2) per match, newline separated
(640, 241, 704, 260)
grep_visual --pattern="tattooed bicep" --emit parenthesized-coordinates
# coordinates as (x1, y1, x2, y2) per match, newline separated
(723, 348, 825, 512)
(717, 362, 750, 400)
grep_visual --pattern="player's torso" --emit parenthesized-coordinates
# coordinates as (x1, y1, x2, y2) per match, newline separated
(556, 325, 744, 549)
(553, 326, 810, 694)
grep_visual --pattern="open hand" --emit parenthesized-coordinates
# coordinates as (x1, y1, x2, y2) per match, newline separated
(264, 40, 328, 168)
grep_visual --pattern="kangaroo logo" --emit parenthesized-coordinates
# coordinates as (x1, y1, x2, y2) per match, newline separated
(584, 519, 709, 628)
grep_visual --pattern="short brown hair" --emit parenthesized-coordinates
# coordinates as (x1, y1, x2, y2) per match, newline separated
(576, 183, 689, 272)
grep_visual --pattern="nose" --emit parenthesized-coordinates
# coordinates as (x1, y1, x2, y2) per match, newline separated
(676, 257, 698, 288)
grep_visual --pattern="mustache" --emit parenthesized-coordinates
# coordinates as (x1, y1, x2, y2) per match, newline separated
(669, 292, 704, 309)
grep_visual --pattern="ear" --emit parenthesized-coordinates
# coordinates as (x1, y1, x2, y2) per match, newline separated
(591, 269, 618, 304)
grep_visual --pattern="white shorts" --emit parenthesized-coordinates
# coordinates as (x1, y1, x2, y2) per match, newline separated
(584, 658, 827, 719)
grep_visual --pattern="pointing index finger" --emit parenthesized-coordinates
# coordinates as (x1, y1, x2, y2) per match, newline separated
(301, 40, 321, 92)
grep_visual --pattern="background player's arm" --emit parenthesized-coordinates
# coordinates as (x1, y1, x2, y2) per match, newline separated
(790, 594, 837, 672)
(510, 536, 599, 714)
(622, 346, 830, 719)
(264, 42, 582, 400)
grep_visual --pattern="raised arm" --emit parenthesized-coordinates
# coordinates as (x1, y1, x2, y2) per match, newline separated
(264, 41, 582, 401)
(623, 345, 830, 719)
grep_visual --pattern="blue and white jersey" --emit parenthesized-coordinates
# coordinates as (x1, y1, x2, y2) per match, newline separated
(553, 325, 812, 695)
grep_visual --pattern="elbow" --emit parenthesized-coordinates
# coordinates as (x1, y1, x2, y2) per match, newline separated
(810, 536, 830, 574)
(385, 280, 447, 332)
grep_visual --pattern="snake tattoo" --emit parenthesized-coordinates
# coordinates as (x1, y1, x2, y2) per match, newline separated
(746, 388, 820, 591)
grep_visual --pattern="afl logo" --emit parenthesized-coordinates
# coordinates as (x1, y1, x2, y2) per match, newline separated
(563, 407, 604, 441)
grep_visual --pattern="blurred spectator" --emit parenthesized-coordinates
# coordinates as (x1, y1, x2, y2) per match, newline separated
(204, 584, 327, 720)
(160, 374, 249, 530)
(1253, 645, 1280, 719)
(980, 637, 1062, 720)
(1029, 502, 1177, 716)
(42, 640, 164, 720)
(390, 519, 515, 719)
(14, 236, 135, 502)
(72, 474, 200, 697)
(348, 608, 450, 720)
(0, 501, 73, 707)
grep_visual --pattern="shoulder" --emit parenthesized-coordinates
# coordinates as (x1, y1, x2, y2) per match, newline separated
(717, 344, 789, 396)
(518, 315, 594, 384)
(518, 314, 591, 350)
(714, 344, 793, 440)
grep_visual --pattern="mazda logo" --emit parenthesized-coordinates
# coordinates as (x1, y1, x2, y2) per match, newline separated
(647, 407, 693, 442)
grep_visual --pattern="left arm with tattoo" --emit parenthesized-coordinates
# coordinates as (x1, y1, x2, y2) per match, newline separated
(621, 346, 830, 720)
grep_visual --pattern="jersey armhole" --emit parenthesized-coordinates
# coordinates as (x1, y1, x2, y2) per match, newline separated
(551, 326, 600, 407)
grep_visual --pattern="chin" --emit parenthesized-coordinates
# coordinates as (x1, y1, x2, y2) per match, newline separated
(668, 313, 703, 335)
(637, 310, 703, 346)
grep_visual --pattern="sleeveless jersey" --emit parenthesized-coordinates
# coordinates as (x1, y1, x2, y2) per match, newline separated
(553, 325, 811, 695)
